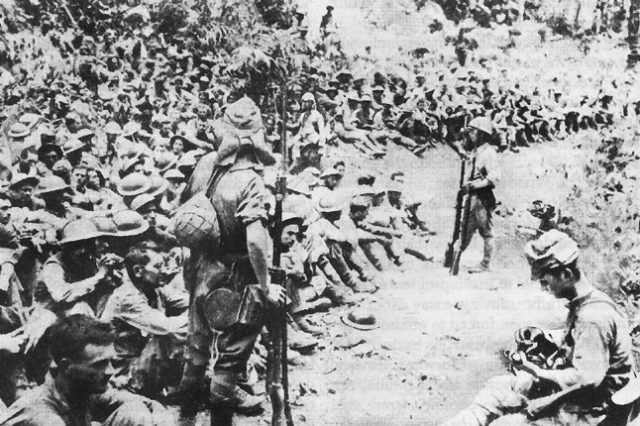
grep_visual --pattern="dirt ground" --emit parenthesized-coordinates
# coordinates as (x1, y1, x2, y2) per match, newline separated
(173, 140, 591, 425)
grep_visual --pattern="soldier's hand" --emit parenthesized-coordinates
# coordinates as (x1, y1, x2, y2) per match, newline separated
(264, 284, 287, 307)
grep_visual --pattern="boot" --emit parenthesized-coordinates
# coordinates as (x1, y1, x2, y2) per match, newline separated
(293, 314, 324, 336)
(288, 324, 318, 353)
(170, 362, 207, 418)
(210, 371, 264, 416)
(468, 237, 493, 274)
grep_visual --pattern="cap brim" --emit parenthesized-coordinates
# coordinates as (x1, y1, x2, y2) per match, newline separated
(341, 315, 379, 331)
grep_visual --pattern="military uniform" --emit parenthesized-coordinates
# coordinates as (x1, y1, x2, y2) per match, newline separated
(461, 142, 501, 270)
(443, 288, 635, 426)
(183, 157, 268, 376)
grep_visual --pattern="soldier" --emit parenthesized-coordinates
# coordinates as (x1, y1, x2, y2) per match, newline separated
(0, 315, 169, 426)
(176, 97, 286, 422)
(101, 241, 187, 398)
(458, 117, 501, 274)
(443, 230, 636, 425)
(34, 219, 118, 318)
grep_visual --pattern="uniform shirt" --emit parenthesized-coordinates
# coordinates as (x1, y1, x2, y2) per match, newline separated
(0, 375, 154, 426)
(554, 288, 634, 399)
(101, 277, 188, 360)
(210, 160, 268, 255)
(472, 143, 501, 187)
(33, 253, 101, 317)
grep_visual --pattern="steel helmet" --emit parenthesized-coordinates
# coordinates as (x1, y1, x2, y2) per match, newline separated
(59, 219, 103, 245)
(90, 216, 119, 236)
(524, 230, 579, 280)
(112, 210, 150, 237)
(116, 173, 151, 197)
(301, 92, 315, 102)
(468, 117, 493, 135)
(34, 175, 70, 195)
(130, 193, 156, 212)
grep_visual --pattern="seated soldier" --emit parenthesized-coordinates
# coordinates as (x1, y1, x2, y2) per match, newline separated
(0, 315, 170, 426)
(347, 196, 398, 271)
(34, 219, 119, 318)
(101, 241, 188, 399)
(442, 230, 635, 426)
(307, 195, 377, 294)
(280, 212, 332, 336)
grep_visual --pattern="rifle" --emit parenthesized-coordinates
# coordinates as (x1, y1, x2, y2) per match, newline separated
(266, 82, 294, 426)
(449, 156, 476, 276)
(444, 158, 467, 269)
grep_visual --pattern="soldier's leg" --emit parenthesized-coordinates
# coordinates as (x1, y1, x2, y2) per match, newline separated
(209, 324, 264, 423)
(178, 260, 229, 416)
(475, 202, 494, 270)
(326, 241, 366, 291)
(97, 390, 172, 426)
(316, 255, 355, 305)
(361, 241, 394, 271)
(441, 373, 533, 426)
(460, 198, 480, 253)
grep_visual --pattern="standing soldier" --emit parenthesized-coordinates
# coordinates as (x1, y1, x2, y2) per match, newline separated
(459, 117, 501, 274)
(176, 97, 286, 424)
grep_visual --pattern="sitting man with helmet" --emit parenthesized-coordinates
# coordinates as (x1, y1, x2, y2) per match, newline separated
(34, 219, 121, 318)
(442, 230, 636, 426)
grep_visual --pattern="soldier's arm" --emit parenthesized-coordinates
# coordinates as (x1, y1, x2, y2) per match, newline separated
(246, 220, 271, 289)
(517, 322, 609, 390)
(470, 148, 501, 190)
(40, 262, 106, 305)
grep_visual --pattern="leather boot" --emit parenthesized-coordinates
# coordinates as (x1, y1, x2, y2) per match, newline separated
(210, 371, 264, 417)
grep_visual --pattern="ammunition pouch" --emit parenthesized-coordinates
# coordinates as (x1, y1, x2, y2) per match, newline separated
(203, 285, 268, 330)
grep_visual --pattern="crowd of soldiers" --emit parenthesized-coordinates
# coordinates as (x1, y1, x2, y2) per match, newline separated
(0, 0, 639, 425)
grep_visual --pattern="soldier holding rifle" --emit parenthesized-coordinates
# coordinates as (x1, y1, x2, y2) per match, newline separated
(448, 117, 501, 274)
(175, 97, 287, 425)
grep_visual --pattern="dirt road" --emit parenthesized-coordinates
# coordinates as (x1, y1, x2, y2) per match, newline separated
(182, 141, 587, 425)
